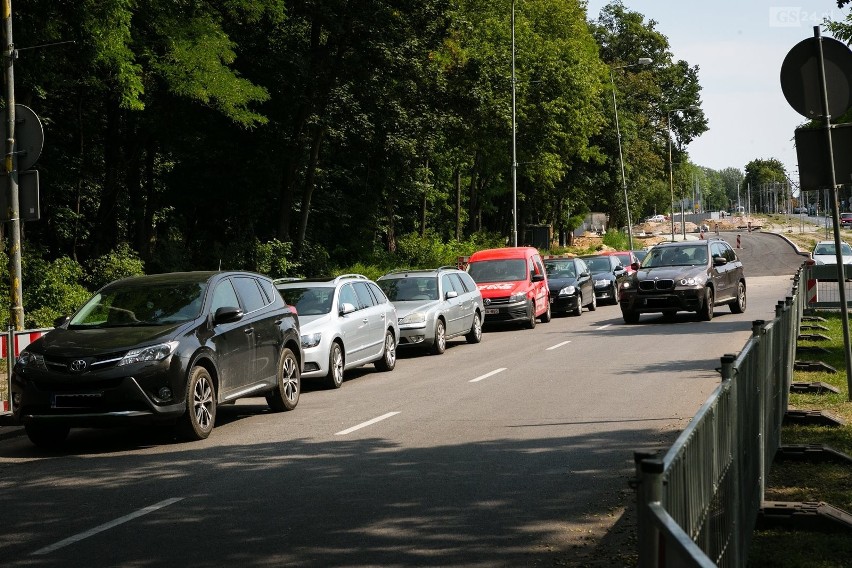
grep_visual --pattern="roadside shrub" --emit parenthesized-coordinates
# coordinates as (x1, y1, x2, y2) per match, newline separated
(85, 243, 146, 290)
(253, 239, 296, 279)
(601, 229, 629, 251)
(23, 256, 91, 328)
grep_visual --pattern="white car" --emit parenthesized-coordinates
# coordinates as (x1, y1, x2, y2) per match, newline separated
(645, 214, 666, 223)
(275, 275, 399, 389)
(811, 240, 852, 264)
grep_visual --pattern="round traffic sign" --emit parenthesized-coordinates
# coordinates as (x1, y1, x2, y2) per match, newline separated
(780, 35, 852, 119)
(0, 104, 44, 171)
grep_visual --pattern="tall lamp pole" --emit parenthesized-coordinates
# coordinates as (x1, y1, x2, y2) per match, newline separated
(666, 107, 698, 242)
(511, 0, 518, 247)
(610, 57, 652, 251)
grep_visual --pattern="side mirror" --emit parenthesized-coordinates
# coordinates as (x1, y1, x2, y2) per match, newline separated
(214, 306, 244, 324)
(614, 266, 625, 275)
(445, 290, 458, 300)
(579, 271, 590, 278)
(713, 256, 727, 266)
(53, 315, 70, 328)
(532, 273, 545, 282)
(339, 302, 357, 315)
(631, 262, 640, 271)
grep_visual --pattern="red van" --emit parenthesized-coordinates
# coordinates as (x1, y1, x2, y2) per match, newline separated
(466, 247, 551, 328)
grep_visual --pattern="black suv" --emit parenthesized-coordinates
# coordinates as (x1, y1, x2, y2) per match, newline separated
(12, 271, 303, 447)
(618, 238, 746, 323)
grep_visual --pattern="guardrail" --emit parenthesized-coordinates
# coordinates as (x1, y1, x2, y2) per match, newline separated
(634, 268, 801, 567)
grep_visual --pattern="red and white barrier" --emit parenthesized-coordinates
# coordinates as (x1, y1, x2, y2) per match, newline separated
(1, 328, 51, 358)
(807, 278, 818, 304)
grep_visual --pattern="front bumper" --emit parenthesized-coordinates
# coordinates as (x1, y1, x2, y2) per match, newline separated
(482, 300, 528, 323)
(550, 294, 579, 313)
(593, 283, 617, 302)
(620, 287, 705, 313)
(11, 360, 187, 426)
(397, 322, 435, 347)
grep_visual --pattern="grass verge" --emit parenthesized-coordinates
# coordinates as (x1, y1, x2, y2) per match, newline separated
(748, 311, 852, 567)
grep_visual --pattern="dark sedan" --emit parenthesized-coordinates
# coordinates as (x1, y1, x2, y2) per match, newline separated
(543, 256, 596, 315)
(11, 271, 303, 447)
(580, 254, 627, 305)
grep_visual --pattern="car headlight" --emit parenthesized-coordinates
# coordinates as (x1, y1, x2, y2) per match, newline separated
(559, 285, 576, 296)
(621, 281, 632, 289)
(301, 332, 322, 349)
(400, 312, 427, 325)
(679, 277, 704, 286)
(594, 279, 610, 288)
(117, 341, 179, 366)
(17, 350, 46, 370)
(509, 292, 527, 303)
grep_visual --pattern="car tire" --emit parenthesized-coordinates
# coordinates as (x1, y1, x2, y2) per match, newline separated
(611, 285, 620, 305)
(622, 309, 640, 324)
(526, 300, 537, 329)
(325, 342, 345, 389)
(730, 281, 747, 314)
(176, 365, 216, 441)
(588, 292, 597, 311)
(268, 347, 301, 410)
(375, 329, 396, 371)
(25, 423, 70, 448)
(572, 294, 583, 317)
(700, 288, 715, 321)
(540, 301, 551, 323)
(466, 312, 483, 344)
(431, 318, 447, 354)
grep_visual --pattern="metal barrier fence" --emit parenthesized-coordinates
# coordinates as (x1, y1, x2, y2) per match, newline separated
(635, 268, 801, 567)
(801, 262, 852, 309)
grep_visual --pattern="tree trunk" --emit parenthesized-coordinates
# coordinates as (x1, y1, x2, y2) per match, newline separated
(454, 167, 461, 240)
(90, 99, 122, 257)
(142, 137, 156, 260)
(295, 124, 327, 255)
(386, 193, 396, 253)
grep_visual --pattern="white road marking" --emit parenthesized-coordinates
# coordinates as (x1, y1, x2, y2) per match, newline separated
(546, 340, 572, 351)
(335, 411, 400, 435)
(598, 324, 612, 330)
(469, 368, 507, 383)
(32, 497, 184, 556)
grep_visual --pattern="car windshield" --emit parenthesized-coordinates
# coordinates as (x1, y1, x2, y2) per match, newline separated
(544, 261, 576, 278)
(70, 281, 207, 328)
(633, 250, 649, 262)
(614, 253, 632, 266)
(277, 286, 334, 315)
(583, 256, 615, 273)
(468, 259, 528, 283)
(379, 277, 439, 301)
(814, 243, 852, 256)
(641, 246, 708, 267)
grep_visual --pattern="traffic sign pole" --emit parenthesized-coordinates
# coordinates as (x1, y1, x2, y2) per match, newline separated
(3, 0, 23, 331)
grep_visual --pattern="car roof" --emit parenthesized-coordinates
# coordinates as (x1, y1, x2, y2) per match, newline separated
(275, 274, 370, 287)
(469, 247, 539, 261)
(378, 267, 462, 279)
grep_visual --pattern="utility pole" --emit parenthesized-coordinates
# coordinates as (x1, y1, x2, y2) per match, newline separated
(3, 0, 23, 330)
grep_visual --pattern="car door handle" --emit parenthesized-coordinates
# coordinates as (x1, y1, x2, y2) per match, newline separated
(362, 318, 369, 324)
(244, 328, 254, 335)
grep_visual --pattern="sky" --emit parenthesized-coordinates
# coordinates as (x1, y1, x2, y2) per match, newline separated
(585, 0, 848, 183)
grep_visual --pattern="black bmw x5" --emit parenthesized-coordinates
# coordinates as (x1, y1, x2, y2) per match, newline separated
(12, 271, 303, 447)
(618, 238, 746, 323)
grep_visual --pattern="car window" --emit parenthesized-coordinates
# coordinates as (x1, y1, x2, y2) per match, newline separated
(367, 282, 388, 304)
(458, 271, 477, 292)
(448, 273, 468, 294)
(258, 278, 277, 304)
(353, 281, 376, 308)
(722, 243, 737, 262)
(338, 283, 359, 310)
(468, 259, 527, 282)
(379, 277, 438, 301)
(545, 260, 576, 278)
(211, 279, 241, 313)
(278, 286, 334, 315)
(577, 259, 588, 275)
(582, 256, 612, 273)
(233, 276, 266, 313)
(70, 281, 207, 328)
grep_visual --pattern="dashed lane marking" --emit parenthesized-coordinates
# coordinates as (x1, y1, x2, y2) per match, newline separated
(546, 340, 572, 351)
(469, 368, 507, 383)
(335, 412, 401, 435)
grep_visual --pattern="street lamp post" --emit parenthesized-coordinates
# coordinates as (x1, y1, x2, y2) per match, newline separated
(610, 57, 652, 250)
(666, 107, 698, 241)
(511, 0, 518, 247)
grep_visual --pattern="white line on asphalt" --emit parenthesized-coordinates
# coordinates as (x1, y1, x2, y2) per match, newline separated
(546, 340, 572, 351)
(598, 324, 612, 330)
(32, 497, 184, 556)
(469, 368, 507, 383)
(335, 411, 400, 435)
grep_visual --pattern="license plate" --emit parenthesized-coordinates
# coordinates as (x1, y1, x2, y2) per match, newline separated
(549, 297, 554, 303)
(52, 393, 102, 408)
(485, 308, 499, 315)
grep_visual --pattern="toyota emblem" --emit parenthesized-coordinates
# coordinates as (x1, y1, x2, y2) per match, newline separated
(69, 359, 88, 372)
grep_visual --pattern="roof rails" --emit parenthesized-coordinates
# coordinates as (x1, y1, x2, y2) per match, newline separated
(333, 274, 368, 283)
(273, 277, 304, 284)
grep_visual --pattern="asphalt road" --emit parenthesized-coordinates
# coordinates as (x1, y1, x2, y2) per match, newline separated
(0, 232, 807, 568)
